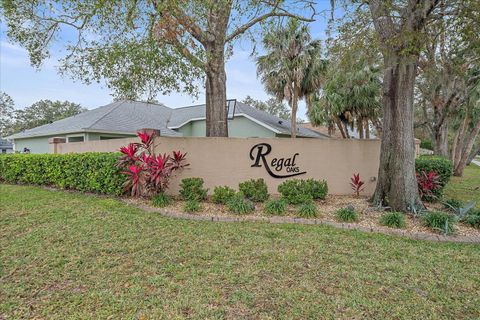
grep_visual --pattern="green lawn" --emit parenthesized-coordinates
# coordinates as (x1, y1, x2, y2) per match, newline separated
(1, 185, 480, 319)
(444, 164, 480, 206)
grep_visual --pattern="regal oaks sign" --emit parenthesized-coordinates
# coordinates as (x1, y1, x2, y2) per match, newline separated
(249, 143, 306, 178)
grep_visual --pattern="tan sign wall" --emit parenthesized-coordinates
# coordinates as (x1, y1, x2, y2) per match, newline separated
(55, 136, 381, 196)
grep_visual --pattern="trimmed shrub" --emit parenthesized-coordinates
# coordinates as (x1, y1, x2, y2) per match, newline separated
(422, 211, 456, 234)
(335, 206, 358, 222)
(0, 153, 126, 195)
(238, 178, 269, 202)
(179, 178, 208, 201)
(227, 193, 255, 214)
(304, 179, 328, 200)
(263, 199, 287, 215)
(379, 212, 406, 229)
(152, 192, 172, 208)
(297, 201, 318, 218)
(183, 199, 202, 213)
(212, 185, 236, 204)
(415, 156, 453, 198)
(277, 179, 328, 204)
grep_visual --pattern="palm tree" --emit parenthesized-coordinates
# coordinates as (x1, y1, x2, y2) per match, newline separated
(256, 19, 325, 138)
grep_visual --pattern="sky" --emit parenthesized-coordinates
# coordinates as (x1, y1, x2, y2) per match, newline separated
(0, 2, 335, 120)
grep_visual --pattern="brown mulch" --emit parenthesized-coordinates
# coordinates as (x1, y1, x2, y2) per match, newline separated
(123, 195, 480, 243)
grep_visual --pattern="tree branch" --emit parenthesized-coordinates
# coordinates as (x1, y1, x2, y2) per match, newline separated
(226, 4, 315, 43)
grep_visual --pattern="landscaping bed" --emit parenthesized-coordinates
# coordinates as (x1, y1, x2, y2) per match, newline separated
(125, 194, 480, 240)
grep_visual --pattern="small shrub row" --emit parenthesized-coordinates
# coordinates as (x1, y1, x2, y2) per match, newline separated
(0, 153, 126, 195)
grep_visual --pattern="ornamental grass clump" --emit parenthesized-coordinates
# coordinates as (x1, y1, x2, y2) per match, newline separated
(296, 201, 318, 218)
(421, 211, 456, 234)
(212, 185, 236, 204)
(335, 206, 358, 222)
(227, 193, 255, 215)
(379, 212, 406, 229)
(152, 192, 172, 208)
(239, 178, 269, 202)
(263, 199, 287, 215)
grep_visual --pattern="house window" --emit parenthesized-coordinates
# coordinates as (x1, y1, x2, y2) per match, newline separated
(100, 136, 121, 140)
(1, 149, 6, 154)
(67, 136, 85, 143)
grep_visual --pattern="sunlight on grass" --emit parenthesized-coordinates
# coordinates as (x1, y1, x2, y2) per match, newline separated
(1, 184, 479, 319)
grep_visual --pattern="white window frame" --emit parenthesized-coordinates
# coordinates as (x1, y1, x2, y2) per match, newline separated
(66, 134, 86, 143)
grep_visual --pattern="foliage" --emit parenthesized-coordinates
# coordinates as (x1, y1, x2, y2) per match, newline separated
(257, 19, 325, 137)
(421, 211, 456, 235)
(416, 170, 442, 201)
(226, 192, 255, 215)
(379, 212, 406, 229)
(183, 199, 202, 213)
(443, 198, 463, 210)
(415, 156, 453, 198)
(211, 186, 236, 204)
(152, 192, 172, 208)
(238, 178, 269, 202)
(304, 179, 328, 200)
(277, 179, 327, 204)
(0, 152, 125, 195)
(350, 173, 365, 197)
(179, 178, 208, 201)
(242, 96, 290, 120)
(296, 201, 318, 218)
(335, 206, 358, 222)
(263, 199, 287, 216)
(420, 140, 433, 151)
(118, 131, 188, 197)
(463, 212, 480, 229)
(0, 92, 15, 137)
(444, 199, 476, 218)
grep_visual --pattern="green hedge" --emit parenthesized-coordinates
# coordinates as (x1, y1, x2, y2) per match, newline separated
(0, 153, 126, 195)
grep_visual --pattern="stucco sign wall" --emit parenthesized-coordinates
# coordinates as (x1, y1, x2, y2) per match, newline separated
(56, 136, 381, 196)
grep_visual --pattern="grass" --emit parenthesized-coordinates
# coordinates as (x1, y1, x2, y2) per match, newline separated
(1, 185, 480, 319)
(444, 164, 480, 207)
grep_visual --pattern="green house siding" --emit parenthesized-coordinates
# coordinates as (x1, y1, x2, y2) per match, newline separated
(14, 135, 62, 154)
(176, 116, 276, 138)
(86, 132, 136, 141)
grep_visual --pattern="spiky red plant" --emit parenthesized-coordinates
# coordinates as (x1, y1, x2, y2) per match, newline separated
(416, 170, 441, 200)
(350, 173, 365, 197)
(117, 131, 188, 197)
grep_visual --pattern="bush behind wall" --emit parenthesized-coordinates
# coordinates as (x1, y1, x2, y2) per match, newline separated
(0, 153, 126, 195)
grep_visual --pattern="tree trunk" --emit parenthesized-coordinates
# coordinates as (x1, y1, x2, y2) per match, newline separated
(205, 62, 228, 137)
(433, 120, 449, 157)
(452, 114, 469, 167)
(365, 119, 370, 139)
(358, 118, 364, 139)
(334, 116, 347, 138)
(467, 144, 480, 166)
(290, 89, 298, 138)
(204, 3, 231, 137)
(454, 119, 480, 176)
(371, 55, 423, 211)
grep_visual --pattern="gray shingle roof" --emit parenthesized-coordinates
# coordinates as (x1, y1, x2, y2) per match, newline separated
(168, 102, 329, 138)
(7, 100, 329, 139)
(7, 100, 181, 139)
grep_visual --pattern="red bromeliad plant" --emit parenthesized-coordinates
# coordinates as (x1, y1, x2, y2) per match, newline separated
(118, 131, 188, 197)
(350, 173, 365, 197)
(416, 170, 441, 200)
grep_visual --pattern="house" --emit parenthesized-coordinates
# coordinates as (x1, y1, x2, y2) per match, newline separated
(6, 100, 328, 153)
(0, 139, 13, 154)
